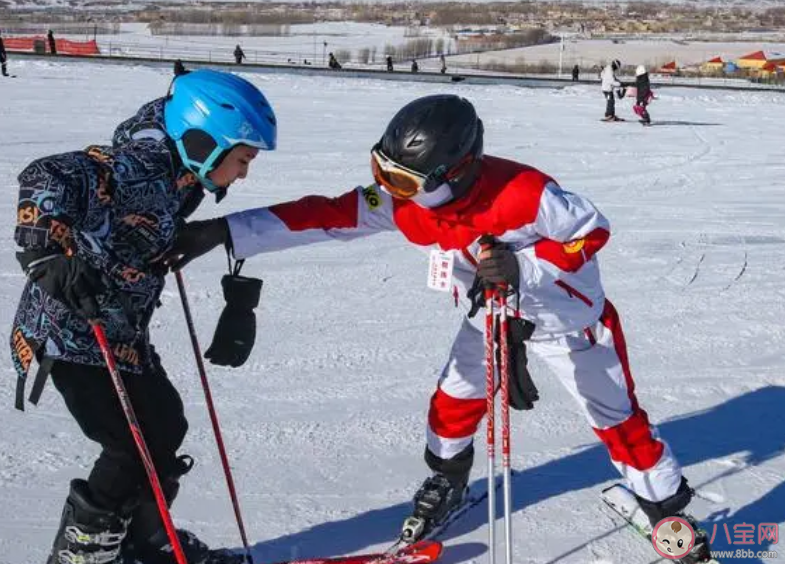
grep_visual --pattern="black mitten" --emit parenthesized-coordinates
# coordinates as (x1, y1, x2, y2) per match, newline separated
(204, 274, 263, 367)
(501, 317, 539, 411)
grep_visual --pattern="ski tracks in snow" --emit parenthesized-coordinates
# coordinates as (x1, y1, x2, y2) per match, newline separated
(660, 234, 751, 293)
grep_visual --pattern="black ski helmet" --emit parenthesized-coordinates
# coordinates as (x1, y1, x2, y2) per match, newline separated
(378, 94, 483, 206)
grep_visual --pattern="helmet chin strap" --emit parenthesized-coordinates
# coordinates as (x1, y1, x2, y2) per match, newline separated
(176, 139, 226, 194)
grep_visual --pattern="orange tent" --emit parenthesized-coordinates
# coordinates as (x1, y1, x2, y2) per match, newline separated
(658, 61, 678, 73)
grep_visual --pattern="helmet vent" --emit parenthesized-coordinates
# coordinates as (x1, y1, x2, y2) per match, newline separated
(220, 103, 236, 110)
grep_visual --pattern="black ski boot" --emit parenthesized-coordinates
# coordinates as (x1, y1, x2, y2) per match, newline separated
(47, 479, 131, 564)
(400, 446, 472, 543)
(400, 474, 467, 543)
(636, 478, 713, 563)
(122, 456, 244, 564)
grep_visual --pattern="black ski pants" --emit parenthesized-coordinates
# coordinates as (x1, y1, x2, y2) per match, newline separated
(604, 91, 616, 118)
(50, 351, 188, 511)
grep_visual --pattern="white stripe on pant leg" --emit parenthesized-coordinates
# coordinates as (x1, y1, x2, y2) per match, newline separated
(426, 427, 474, 460)
(614, 441, 682, 502)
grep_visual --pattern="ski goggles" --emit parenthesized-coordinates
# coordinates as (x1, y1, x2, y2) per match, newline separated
(370, 144, 477, 200)
(370, 145, 429, 199)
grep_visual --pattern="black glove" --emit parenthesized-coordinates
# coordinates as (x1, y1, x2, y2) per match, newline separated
(204, 274, 263, 367)
(477, 243, 520, 291)
(160, 218, 230, 271)
(17, 250, 105, 318)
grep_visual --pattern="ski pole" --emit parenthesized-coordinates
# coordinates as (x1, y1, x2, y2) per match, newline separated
(175, 271, 254, 564)
(91, 321, 189, 564)
(498, 289, 513, 564)
(484, 285, 497, 564)
(480, 234, 497, 564)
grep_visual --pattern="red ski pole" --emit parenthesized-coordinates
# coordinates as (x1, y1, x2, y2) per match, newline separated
(91, 321, 189, 564)
(497, 289, 513, 564)
(480, 235, 497, 564)
(484, 284, 497, 564)
(175, 271, 254, 564)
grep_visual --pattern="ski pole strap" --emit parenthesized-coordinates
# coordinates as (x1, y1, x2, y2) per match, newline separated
(225, 246, 245, 277)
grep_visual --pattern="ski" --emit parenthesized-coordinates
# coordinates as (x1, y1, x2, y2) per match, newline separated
(272, 540, 443, 564)
(601, 483, 721, 563)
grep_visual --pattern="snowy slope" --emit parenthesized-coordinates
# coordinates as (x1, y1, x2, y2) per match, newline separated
(0, 60, 784, 564)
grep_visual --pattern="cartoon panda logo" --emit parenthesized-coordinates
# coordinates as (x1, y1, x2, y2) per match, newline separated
(651, 517, 695, 560)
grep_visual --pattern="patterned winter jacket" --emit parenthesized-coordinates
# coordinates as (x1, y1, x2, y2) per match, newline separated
(11, 119, 202, 409)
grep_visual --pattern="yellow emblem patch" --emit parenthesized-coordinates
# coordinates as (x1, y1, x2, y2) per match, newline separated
(563, 239, 585, 254)
(362, 185, 381, 210)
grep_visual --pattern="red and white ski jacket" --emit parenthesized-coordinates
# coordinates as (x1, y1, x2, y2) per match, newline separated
(227, 155, 610, 334)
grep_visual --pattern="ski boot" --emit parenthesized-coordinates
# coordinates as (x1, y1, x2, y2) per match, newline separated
(122, 456, 244, 564)
(400, 473, 468, 543)
(636, 478, 714, 563)
(47, 479, 131, 564)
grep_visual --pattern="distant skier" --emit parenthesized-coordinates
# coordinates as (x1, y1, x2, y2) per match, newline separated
(328, 52, 342, 70)
(440, 54, 447, 74)
(572, 64, 580, 81)
(386, 55, 394, 72)
(11, 69, 275, 564)
(47, 29, 57, 55)
(173, 58, 187, 76)
(234, 44, 246, 65)
(0, 31, 9, 77)
(161, 94, 707, 559)
(633, 65, 654, 125)
(601, 59, 623, 121)
(411, 59, 419, 73)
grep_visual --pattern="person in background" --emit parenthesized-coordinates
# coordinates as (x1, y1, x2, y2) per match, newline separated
(440, 54, 447, 74)
(633, 65, 654, 126)
(234, 44, 246, 65)
(47, 29, 57, 55)
(0, 30, 10, 77)
(411, 59, 419, 73)
(572, 64, 580, 81)
(600, 59, 623, 122)
(328, 52, 342, 70)
(173, 59, 186, 77)
(386, 55, 394, 72)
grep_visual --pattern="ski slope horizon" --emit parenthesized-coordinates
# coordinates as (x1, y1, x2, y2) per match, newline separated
(1, 60, 784, 564)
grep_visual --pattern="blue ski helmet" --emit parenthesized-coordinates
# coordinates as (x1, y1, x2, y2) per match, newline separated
(164, 69, 277, 192)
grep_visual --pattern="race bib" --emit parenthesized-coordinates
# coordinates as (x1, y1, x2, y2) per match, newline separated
(427, 250, 454, 292)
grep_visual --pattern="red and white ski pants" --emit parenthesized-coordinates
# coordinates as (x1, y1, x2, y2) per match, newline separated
(426, 299, 682, 503)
